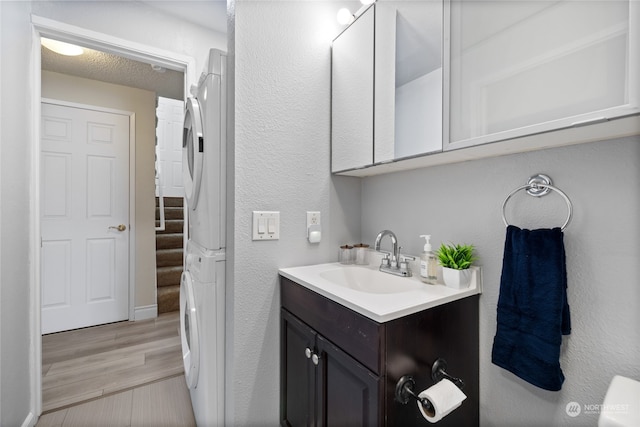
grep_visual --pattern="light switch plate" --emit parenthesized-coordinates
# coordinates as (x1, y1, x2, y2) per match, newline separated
(252, 211, 280, 240)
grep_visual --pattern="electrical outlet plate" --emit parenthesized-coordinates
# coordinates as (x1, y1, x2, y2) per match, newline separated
(306, 211, 321, 243)
(307, 211, 321, 228)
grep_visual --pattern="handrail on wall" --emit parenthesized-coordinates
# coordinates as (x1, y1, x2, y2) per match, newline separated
(155, 175, 166, 232)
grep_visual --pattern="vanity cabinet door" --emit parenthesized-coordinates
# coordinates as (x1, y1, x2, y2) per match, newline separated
(315, 335, 380, 427)
(447, 0, 640, 150)
(281, 309, 381, 427)
(281, 310, 317, 427)
(331, 5, 375, 172)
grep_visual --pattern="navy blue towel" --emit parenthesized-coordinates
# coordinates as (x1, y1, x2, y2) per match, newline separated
(491, 225, 571, 391)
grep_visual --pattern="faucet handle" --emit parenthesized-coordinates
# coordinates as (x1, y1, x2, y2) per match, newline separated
(399, 256, 414, 276)
(399, 253, 415, 276)
(380, 253, 391, 268)
(399, 253, 416, 262)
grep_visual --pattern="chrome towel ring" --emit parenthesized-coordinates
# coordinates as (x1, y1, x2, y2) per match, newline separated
(502, 174, 573, 231)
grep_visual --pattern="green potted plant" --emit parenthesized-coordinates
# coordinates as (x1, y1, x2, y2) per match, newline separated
(436, 243, 476, 288)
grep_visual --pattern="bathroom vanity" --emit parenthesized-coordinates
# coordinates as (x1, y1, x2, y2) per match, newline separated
(279, 263, 481, 426)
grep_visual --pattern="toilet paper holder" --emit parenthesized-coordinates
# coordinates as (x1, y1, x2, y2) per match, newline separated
(395, 358, 465, 408)
(431, 358, 464, 389)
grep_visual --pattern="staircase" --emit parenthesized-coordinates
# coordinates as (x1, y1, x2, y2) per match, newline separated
(156, 197, 184, 314)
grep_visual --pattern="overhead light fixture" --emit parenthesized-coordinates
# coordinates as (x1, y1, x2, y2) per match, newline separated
(41, 37, 84, 56)
(337, 8, 354, 25)
(337, 0, 376, 25)
(151, 64, 166, 73)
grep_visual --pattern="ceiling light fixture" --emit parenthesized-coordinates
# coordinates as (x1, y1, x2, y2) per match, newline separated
(337, 8, 355, 25)
(41, 37, 84, 56)
(337, 0, 376, 25)
(151, 64, 166, 73)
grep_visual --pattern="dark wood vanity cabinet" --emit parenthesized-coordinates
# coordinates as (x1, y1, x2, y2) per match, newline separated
(280, 276, 479, 427)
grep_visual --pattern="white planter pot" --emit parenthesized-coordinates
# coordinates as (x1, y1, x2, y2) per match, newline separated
(442, 267, 472, 289)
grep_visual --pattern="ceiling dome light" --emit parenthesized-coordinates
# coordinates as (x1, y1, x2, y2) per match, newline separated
(337, 8, 354, 25)
(41, 37, 84, 56)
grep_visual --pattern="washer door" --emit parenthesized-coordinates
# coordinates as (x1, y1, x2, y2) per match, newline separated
(180, 271, 200, 389)
(183, 97, 204, 211)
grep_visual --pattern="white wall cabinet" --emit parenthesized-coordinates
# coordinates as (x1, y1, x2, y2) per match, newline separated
(447, 0, 640, 151)
(374, 0, 444, 163)
(332, 0, 640, 177)
(331, 5, 375, 172)
(331, 0, 444, 173)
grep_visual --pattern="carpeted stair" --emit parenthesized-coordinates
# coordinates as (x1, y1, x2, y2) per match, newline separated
(156, 197, 184, 314)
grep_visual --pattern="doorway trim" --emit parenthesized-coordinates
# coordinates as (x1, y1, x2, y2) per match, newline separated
(30, 15, 195, 418)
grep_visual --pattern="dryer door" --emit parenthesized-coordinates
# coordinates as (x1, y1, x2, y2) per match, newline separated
(183, 97, 204, 210)
(180, 270, 200, 389)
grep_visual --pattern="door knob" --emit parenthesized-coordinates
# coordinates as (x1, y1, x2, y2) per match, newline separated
(109, 224, 127, 232)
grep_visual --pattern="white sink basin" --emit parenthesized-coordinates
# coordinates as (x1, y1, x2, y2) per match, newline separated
(319, 267, 423, 294)
(279, 263, 482, 322)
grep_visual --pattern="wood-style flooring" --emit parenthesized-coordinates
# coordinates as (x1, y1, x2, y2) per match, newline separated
(38, 311, 194, 426)
(37, 375, 195, 427)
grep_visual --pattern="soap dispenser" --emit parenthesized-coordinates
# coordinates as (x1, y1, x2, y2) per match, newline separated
(419, 235, 438, 285)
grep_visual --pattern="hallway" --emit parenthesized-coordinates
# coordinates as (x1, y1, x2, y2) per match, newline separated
(38, 312, 193, 425)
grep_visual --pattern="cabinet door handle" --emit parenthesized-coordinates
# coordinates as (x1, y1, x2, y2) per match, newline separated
(311, 353, 320, 366)
(305, 347, 312, 359)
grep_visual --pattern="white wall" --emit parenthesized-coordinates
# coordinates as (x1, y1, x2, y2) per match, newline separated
(0, 3, 33, 425)
(229, 1, 361, 424)
(0, 1, 225, 425)
(360, 136, 640, 426)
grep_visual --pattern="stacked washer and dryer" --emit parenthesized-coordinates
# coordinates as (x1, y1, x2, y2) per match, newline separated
(180, 48, 227, 426)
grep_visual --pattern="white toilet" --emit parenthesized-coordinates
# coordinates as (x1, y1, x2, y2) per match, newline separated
(598, 375, 640, 427)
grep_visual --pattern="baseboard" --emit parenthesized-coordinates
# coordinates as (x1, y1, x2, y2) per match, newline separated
(134, 304, 158, 321)
(22, 411, 36, 427)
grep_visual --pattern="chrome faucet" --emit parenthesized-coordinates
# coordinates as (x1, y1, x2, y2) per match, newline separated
(374, 230, 415, 277)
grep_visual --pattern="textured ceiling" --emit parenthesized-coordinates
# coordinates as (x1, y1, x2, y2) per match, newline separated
(41, 44, 185, 100)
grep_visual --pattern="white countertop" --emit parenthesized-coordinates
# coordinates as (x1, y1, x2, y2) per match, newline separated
(279, 262, 482, 323)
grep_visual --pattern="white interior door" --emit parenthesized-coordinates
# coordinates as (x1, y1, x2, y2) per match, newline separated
(40, 101, 130, 334)
(156, 97, 185, 198)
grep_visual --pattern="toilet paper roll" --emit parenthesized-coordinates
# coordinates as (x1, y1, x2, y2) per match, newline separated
(417, 379, 467, 423)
